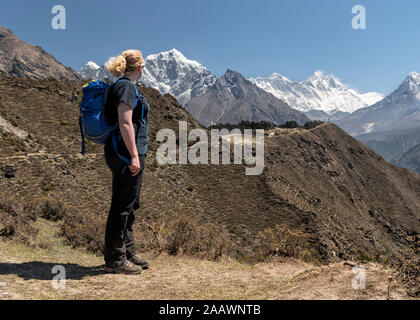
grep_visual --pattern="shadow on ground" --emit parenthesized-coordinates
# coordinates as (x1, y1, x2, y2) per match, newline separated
(0, 262, 105, 280)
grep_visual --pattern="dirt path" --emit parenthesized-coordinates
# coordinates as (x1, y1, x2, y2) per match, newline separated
(0, 220, 411, 300)
(0, 151, 103, 161)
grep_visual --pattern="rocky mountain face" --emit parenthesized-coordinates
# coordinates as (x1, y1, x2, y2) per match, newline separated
(79, 49, 216, 106)
(304, 109, 350, 123)
(391, 143, 420, 174)
(185, 69, 310, 126)
(1, 73, 419, 262)
(249, 71, 383, 114)
(359, 126, 420, 162)
(338, 72, 420, 137)
(0, 26, 80, 81)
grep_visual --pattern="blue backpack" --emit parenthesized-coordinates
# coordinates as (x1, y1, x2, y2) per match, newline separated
(78, 78, 144, 172)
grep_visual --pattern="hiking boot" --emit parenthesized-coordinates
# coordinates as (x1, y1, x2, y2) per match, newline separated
(104, 260, 142, 274)
(128, 254, 150, 269)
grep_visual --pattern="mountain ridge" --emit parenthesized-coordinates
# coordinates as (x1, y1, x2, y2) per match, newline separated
(338, 72, 420, 137)
(249, 71, 383, 114)
(0, 26, 80, 81)
(79, 52, 383, 115)
(185, 69, 310, 126)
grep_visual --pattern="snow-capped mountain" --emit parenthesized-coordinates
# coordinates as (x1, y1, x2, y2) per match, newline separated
(249, 71, 383, 114)
(79, 49, 216, 106)
(338, 71, 420, 136)
(185, 69, 310, 127)
(142, 49, 216, 105)
(79, 61, 100, 79)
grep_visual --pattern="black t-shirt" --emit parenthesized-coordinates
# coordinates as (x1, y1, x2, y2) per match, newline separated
(103, 78, 149, 156)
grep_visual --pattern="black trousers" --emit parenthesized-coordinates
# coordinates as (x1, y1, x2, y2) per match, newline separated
(103, 138, 145, 266)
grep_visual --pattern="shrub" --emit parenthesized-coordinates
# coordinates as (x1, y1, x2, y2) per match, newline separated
(0, 198, 39, 246)
(36, 197, 68, 221)
(141, 213, 230, 260)
(253, 224, 318, 262)
(60, 211, 104, 253)
(303, 120, 324, 130)
(281, 121, 299, 129)
(208, 120, 277, 131)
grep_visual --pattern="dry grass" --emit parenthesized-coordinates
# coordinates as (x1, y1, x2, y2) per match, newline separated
(138, 213, 230, 260)
(0, 198, 233, 261)
(253, 224, 319, 263)
(0, 235, 413, 300)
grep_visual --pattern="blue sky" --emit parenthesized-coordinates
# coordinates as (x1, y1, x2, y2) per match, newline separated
(1, 0, 419, 95)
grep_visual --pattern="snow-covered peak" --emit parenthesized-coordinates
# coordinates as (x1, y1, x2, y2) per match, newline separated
(145, 48, 204, 70)
(406, 71, 420, 90)
(142, 48, 216, 105)
(147, 48, 183, 59)
(408, 71, 420, 80)
(79, 61, 101, 79)
(267, 73, 291, 82)
(85, 61, 99, 69)
(250, 71, 383, 114)
(304, 71, 341, 86)
(385, 71, 420, 102)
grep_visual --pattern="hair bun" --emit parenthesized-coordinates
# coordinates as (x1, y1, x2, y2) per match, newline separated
(105, 55, 127, 77)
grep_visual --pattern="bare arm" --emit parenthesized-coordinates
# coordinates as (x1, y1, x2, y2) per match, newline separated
(117, 102, 140, 176)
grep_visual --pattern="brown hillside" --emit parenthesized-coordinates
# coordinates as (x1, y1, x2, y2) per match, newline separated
(0, 26, 80, 81)
(264, 124, 420, 259)
(0, 74, 419, 263)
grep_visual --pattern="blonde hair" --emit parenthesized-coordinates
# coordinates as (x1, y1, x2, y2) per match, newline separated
(105, 49, 144, 77)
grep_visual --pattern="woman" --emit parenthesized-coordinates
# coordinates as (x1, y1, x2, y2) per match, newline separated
(102, 50, 150, 274)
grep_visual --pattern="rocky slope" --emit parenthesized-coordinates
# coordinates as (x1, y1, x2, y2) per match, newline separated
(0, 74, 419, 263)
(359, 126, 420, 162)
(264, 124, 420, 260)
(0, 26, 80, 81)
(185, 69, 310, 126)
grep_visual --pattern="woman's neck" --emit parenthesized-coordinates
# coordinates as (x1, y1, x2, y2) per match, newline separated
(123, 72, 137, 82)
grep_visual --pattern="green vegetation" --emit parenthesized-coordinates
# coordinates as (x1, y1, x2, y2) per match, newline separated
(208, 120, 277, 131)
(208, 120, 324, 131)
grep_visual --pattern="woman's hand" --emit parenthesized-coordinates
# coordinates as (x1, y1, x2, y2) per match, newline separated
(129, 155, 141, 176)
